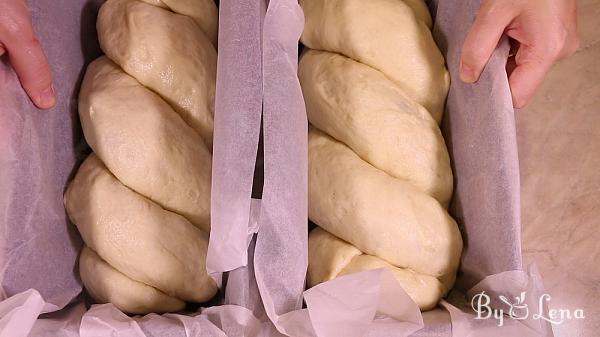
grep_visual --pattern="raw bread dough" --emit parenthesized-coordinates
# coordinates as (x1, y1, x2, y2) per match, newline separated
(301, 0, 461, 310)
(308, 228, 451, 310)
(65, 155, 217, 303)
(308, 128, 462, 277)
(307, 227, 362, 287)
(79, 56, 212, 232)
(98, 0, 217, 149)
(402, 0, 433, 28)
(299, 0, 449, 121)
(339, 255, 448, 311)
(139, 0, 219, 46)
(79, 246, 185, 314)
(66, 0, 218, 314)
(299, 50, 453, 204)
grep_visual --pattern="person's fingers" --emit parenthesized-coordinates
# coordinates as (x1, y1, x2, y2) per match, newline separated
(460, 1, 515, 83)
(506, 38, 519, 77)
(558, 1, 580, 60)
(559, 27, 579, 60)
(0, 8, 55, 109)
(506, 56, 517, 78)
(507, 46, 553, 108)
(0, 42, 5, 56)
(5, 39, 55, 109)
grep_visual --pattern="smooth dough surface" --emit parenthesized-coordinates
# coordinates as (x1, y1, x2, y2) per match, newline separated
(308, 228, 450, 310)
(98, 0, 216, 148)
(299, 50, 453, 204)
(308, 128, 462, 277)
(339, 255, 447, 311)
(307, 227, 362, 287)
(79, 57, 211, 231)
(299, 0, 449, 121)
(79, 246, 185, 314)
(402, 0, 433, 28)
(65, 154, 217, 303)
(139, 0, 219, 46)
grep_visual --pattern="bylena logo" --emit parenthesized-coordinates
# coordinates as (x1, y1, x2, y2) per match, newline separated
(471, 291, 585, 327)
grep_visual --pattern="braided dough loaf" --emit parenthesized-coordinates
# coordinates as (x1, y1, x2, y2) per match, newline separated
(64, 0, 218, 314)
(299, 0, 463, 310)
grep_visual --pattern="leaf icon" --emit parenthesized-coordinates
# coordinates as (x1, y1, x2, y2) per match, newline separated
(517, 291, 526, 304)
(499, 295, 511, 306)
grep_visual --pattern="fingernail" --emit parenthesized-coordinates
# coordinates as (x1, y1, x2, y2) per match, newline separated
(459, 62, 477, 83)
(38, 85, 56, 108)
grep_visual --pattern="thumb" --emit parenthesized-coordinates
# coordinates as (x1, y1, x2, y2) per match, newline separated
(460, 2, 514, 83)
(508, 46, 553, 108)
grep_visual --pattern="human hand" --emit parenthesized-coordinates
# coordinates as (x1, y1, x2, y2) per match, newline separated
(0, 0, 55, 109)
(460, 0, 579, 108)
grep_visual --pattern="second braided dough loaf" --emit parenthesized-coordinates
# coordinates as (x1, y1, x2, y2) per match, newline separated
(299, 0, 463, 310)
